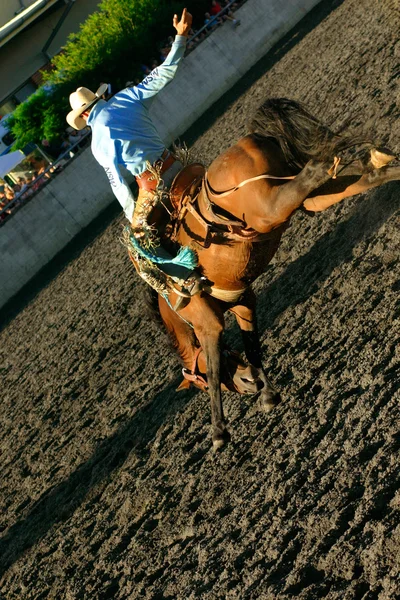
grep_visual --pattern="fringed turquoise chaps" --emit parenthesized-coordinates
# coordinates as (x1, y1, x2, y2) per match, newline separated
(126, 228, 198, 273)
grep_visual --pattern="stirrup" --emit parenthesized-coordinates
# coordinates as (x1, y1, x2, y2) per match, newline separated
(172, 274, 205, 312)
(183, 273, 206, 296)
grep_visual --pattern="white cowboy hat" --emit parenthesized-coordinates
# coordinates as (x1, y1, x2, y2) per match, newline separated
(66, 83, 108, 130)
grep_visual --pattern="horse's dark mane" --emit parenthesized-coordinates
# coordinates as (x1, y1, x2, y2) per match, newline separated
(143, 286, 163, 325)
(248, 98, 369, 171)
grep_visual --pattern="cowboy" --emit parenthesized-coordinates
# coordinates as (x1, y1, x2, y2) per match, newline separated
(66, 8, 203, 297)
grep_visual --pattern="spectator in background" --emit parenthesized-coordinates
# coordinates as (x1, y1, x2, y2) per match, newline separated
(21, 176, 35, 200)
(0, 196, 11, 221)
(187, 27, 206, 50)
(159, 36, 174, 62)
(210, 0, 223, 15)
(222, 0, 239, 11)
(17, 177, 29, 195)
(140, 64, 151, 76)
(29, 156, 48, 174)
(41, 138, 65, 161)
(31, 171, 47, 192)
(4, 185, 15, 202)
(210, 0, 240, 27)
(159, 43, 171, 62)
(204, 11, 221, 31)
(67, 126, 88, 147)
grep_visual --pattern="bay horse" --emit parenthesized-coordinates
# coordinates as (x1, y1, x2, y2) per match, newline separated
(140, 98, 400, 449)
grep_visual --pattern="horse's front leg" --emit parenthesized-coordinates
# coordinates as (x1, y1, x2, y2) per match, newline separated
(188, 298, 230, 449)
(262, 158, 339, 227)
(230, 290, 280, 411)
(203, 332, 231, 449)
(303, 163, 400, 212)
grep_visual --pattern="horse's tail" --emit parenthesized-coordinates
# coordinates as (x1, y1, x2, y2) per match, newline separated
(248, 98, 370, 171)
(143, 287, 164, 326)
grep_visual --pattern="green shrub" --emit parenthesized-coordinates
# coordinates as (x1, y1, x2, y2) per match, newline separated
(9, 0, 210, 148)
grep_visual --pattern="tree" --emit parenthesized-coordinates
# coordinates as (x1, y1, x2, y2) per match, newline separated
(9, 0, 209, 148)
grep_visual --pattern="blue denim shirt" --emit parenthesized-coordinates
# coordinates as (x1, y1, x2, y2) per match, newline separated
(87, 35, 187, 221)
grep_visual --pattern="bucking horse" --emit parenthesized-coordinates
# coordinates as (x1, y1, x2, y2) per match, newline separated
(127, 98, 400, 449)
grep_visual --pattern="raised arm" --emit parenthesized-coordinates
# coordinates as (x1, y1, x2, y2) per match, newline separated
(128, 9, 192, 104)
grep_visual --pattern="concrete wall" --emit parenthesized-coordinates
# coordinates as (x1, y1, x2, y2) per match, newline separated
(0, 150, 124, 307)
(151, 0, 320, 144)
(0, 0, 321, 310)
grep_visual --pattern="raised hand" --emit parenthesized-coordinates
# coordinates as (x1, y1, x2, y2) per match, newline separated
(173, 8, 193, 37)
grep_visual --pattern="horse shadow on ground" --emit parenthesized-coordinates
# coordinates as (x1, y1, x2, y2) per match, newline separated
(0, 184, 398, 577)
(0, 378, 199, 578)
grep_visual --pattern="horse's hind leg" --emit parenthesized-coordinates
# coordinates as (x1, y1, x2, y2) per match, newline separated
(230, 290, 280, 411)
(186, 296, 231, 449)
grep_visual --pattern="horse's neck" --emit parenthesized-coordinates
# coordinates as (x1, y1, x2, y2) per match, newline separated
(206, 136, 293, 228)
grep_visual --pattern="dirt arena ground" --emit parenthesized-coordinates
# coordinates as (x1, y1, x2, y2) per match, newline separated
(1, 0, 399, 598)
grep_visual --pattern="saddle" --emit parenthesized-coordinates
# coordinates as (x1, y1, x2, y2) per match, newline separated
(127, 162, 270, 303)
(169, 162, 206, 212)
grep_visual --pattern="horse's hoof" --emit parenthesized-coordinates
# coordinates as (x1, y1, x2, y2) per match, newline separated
(213, 438, 226, 451)
(262, 401, 276, 413)
(212, 428, 231, 451)
(260, 391, 281, 412)
(370, 148, 396, 169)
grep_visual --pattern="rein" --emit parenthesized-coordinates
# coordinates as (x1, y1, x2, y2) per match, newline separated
(204, 154, 344, 199)
(204, 170, 296, 198)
